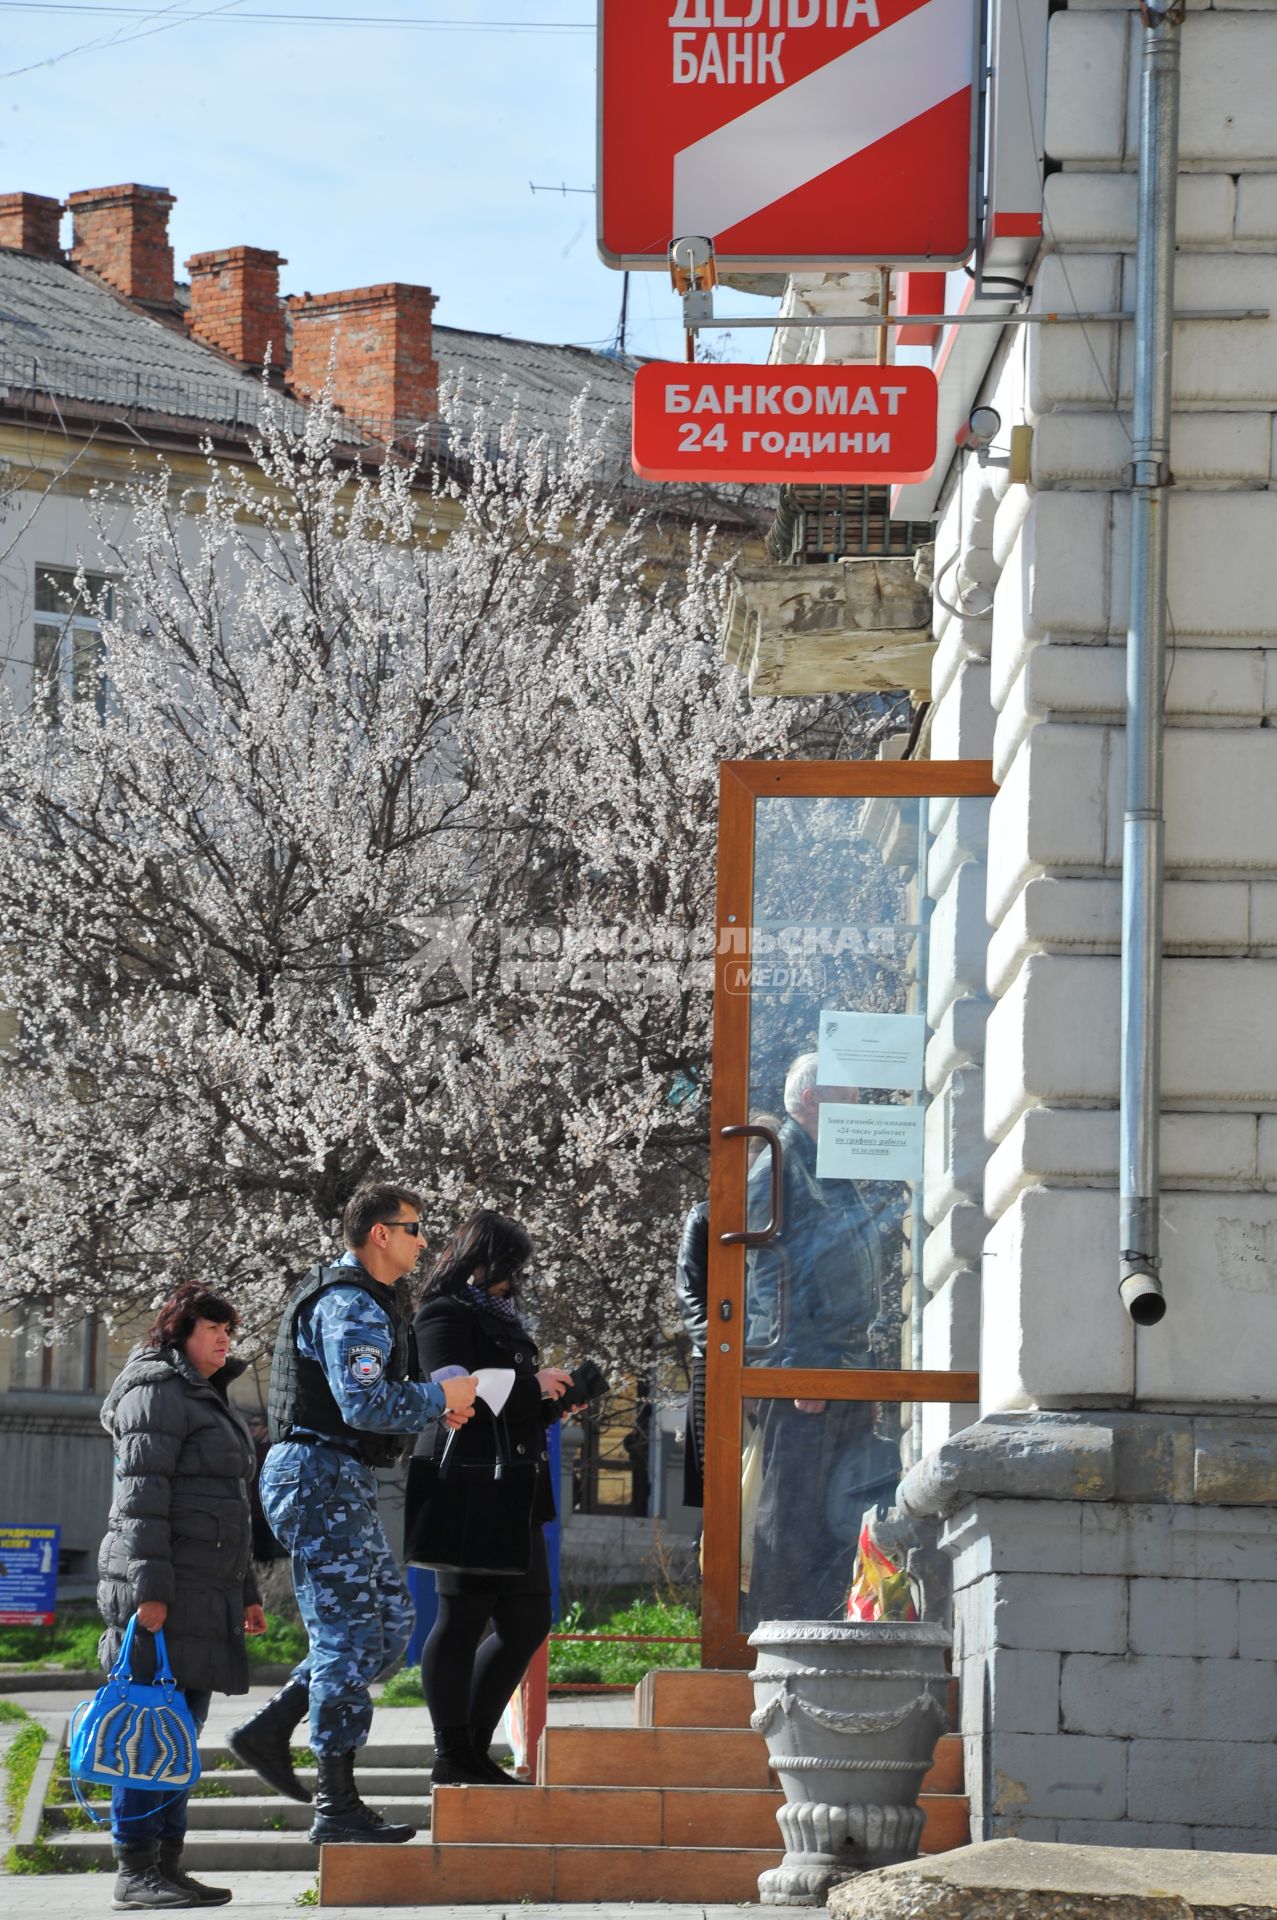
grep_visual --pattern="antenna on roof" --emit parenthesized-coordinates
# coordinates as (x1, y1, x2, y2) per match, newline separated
(528, 182, 594, 196)
(612, 271, 630, 358)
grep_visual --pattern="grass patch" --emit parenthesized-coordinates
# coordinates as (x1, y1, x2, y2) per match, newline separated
(5, 1721, 108, 1873)
(247, 1618, 308, 1666)
(549, 1595, 699, 1687)
(4, 1837, 99, 1874)
(4, 1717, 45, 1820)
(371, 1593, 702, 1700)
(0, 1700, 31, 1725)
(0, 1615, 101, 1672)
(0, 1606, 305, 1673)
(50, 1750, 109, 1802)
(46, 1746, 110, 1832)
(294, 1879, 319, 1907)
(376, 1667, 423, 1707)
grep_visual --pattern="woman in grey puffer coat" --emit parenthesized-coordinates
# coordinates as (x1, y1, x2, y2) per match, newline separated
(97, 1283, 267, 1912)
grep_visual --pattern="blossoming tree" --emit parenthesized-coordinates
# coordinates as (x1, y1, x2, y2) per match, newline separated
(0, 393, 878, 1370)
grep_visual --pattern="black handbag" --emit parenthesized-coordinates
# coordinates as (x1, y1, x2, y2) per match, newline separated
(405, 1403, 538, 1576)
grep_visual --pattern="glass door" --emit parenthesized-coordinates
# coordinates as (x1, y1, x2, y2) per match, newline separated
(701, 760, 996, 1667)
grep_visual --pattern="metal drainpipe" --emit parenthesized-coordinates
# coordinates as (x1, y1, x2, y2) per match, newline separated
(910, 799, 933, 1457)
(1119, 3, 1182, 1326)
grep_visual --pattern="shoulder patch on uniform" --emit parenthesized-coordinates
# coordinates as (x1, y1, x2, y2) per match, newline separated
(348, 1344, 385, 1385)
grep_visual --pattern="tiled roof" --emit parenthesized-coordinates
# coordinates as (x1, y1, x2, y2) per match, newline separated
(0, 248, 764, 523)
(0, 247, 275, 430)
(0, 246, 637, 463)
(435, 325, 639, 459)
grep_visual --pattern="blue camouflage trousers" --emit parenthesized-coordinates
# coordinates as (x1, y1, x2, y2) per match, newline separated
(259, 1441, 415, 1755)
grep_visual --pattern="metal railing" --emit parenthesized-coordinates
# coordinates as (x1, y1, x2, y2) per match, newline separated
(769, 483, 932, 565)
(0, 343, 648, 492)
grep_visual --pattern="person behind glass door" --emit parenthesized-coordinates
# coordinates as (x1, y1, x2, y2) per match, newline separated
(675, 1113, 780, 1509)
(743, 1051, 899, 1626)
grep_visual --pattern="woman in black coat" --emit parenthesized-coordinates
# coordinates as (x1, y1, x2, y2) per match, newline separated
(97, 1282, 266, 1910)
(411, 1212, 574, 1787)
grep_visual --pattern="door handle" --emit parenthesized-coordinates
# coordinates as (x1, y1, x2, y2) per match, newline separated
(719, 1123, 784, 1247)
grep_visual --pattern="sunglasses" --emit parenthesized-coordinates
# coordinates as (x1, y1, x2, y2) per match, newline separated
(385, 1220, 425, 1238)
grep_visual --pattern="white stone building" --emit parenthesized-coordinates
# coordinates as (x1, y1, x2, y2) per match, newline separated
(729, 0, 1277, 1853)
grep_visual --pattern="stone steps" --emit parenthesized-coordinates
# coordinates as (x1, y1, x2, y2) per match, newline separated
(316, 1665, 971, 1907)
(432, 1781, 972, 1854)
(49, 1829, 337, 1871)
(198, 1737, 434, 1771)
(321, 1840, 784, 1906)
(44, 1736, 444, 1871)
(48, 1793, 430, 1833)
(539, 1723, 965, 1796)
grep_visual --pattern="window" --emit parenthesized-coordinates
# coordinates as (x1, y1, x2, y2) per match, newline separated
(33, 565, 112, 722)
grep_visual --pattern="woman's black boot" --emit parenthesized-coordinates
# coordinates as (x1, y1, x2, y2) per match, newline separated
(308, 1749, 415, 1844)
(430, 1724, 492, 1787)
(228, 1680, 311, 1802)
(158, 1843, 231, 1907)
(469, 1725, 521, 1786)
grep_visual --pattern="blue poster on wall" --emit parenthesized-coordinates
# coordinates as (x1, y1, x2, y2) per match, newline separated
(0, 1525, 59, 1624)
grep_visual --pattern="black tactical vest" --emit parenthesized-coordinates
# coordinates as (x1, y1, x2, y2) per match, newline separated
(268, 1262, 420, 1469)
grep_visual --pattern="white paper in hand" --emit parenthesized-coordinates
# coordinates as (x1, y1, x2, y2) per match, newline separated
(474, 1367, 516, 1417)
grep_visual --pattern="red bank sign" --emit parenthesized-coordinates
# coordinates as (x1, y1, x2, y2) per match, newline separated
(632, 362, 938, 484)
(598, 0, 978, 271)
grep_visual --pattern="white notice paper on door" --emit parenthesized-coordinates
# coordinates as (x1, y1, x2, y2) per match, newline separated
(817, 1103, 925, 1183)
(816, 1010, 926, 1092)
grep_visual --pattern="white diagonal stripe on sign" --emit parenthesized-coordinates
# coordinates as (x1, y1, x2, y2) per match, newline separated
(672, 0, 972, 241)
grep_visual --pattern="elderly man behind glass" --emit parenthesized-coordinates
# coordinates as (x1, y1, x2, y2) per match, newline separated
(743, 1051, 900, 1626)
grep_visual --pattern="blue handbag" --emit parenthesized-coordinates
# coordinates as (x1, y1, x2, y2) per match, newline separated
(69, 1614, 201, 1822)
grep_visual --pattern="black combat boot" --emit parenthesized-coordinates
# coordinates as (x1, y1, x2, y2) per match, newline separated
(111, 1844, 192, 1910)
(228, 1679, 311, 1802)
(429, 1724, 491, 1787)
(468, 1725, 521, 1786)
(158, 1841, 232, 1907)
(308, 1749, 415, 1845)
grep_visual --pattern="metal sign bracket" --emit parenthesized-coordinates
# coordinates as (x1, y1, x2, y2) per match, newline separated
(678, 306, 1268, 332)
(670, 236, 719, 359)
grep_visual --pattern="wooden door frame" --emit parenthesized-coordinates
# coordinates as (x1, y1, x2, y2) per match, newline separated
(701, 759, 998, 1670)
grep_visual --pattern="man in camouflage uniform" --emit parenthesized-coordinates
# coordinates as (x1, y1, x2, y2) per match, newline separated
(231, 1182, 476, 1845)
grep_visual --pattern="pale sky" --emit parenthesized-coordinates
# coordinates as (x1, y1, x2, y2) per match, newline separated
(0, 0, 776, 361)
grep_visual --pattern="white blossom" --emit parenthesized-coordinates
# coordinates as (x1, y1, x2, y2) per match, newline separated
(0, 385, 873, 1372)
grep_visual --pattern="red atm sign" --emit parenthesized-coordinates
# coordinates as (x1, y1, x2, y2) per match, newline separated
(632, 362, 938, 483)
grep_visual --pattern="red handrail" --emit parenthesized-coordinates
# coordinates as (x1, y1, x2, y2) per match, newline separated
(549, 1631, 698, 1644)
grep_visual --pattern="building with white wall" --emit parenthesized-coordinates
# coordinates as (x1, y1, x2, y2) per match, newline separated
(731, 0, 1277, 1852)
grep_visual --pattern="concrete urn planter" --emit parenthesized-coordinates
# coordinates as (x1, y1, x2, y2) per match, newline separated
(748, 1619, 952, 1906)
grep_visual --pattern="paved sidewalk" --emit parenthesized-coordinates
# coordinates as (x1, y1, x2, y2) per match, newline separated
(1, 1684, 632, 1738)
(4, 1688, 682, 1915)
(3, 1877, 771, 1920)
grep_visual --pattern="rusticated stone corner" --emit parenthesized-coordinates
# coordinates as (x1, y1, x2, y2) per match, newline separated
(898, 1414, 1117, 1520)
(825, 1840, 1277, 1920)
(898, 1410, 1277, 1520)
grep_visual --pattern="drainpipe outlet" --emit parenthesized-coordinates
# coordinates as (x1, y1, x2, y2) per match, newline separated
(1119, 1258, 1166, 1326)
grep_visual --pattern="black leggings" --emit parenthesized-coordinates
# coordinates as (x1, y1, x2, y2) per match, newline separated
(420, 1587, 552, 1742)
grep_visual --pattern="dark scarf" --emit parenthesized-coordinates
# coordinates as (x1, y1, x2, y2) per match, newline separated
(466, 1282, 532, 1336)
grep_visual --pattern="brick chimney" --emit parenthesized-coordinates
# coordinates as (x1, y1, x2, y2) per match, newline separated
(287, 283, 437, 436)
(0, 193, 62, 259)
(67, 183, 175, 304)
(186, 246, 286, 372)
